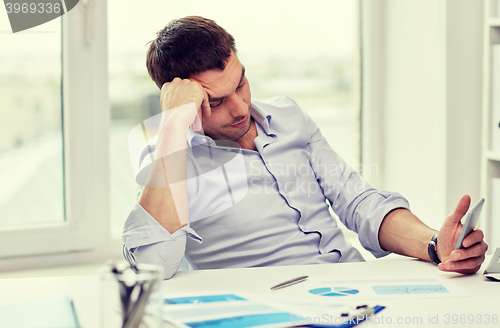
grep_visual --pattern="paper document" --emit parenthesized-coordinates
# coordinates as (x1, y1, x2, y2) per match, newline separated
(293, 275, 467, 300)
(162, 291, 383, 328)
(0, 294, 80, 328)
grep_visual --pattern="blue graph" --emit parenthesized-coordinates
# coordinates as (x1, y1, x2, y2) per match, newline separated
(164, 294, 246, 304)
(372, 284, 449, 295)
(309, 287, 359, 297)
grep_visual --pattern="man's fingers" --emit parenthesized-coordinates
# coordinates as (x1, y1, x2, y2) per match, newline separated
(439, 265, 482, 275)
(451, 240, 488, 261)
(442, 194, 471, 228)
(191, 111, 202, 131)
(438, 236, 487, 274)
(161, 78, 207, 114)
(185, 78, 210, 117)
(438, 254, 485, 273)
(462, 229, 485, 248)
(202, 92, 211, 118)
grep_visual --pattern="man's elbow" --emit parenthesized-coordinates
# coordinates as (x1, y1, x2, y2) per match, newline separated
(126, 245, 183, 280)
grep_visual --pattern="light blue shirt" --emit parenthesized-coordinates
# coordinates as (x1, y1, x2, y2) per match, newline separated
(122, 96, 410, 279)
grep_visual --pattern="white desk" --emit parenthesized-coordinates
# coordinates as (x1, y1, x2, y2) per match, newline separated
(0, 257, 498, 327)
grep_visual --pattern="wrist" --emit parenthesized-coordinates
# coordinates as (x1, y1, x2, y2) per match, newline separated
(155, 110, 191, 160)
(161, 102, 198, 128)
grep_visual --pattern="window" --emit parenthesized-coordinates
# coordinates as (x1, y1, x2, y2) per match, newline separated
(0, 3, 107, 262)
(108, 0, 360, 236)
(0, 17, 64, 227)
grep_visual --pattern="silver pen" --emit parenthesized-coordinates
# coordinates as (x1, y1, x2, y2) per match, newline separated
(270, 275, 308, 290)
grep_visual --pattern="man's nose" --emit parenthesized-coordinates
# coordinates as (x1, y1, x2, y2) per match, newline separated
(227, 94, 248, 117)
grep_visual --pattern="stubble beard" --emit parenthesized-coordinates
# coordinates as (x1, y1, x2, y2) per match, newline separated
(204, 103, 252, 142)
(207, 116, 251, 142)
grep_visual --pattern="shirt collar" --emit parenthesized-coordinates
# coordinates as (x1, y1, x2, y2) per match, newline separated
(187, 100, 273, 147)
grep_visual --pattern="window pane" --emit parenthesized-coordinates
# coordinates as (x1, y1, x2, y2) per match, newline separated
(0, 17, 64, 227)
(108, 0, 359, 236)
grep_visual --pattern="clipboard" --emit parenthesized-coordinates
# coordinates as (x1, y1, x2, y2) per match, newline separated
(484, 247, 500, 281)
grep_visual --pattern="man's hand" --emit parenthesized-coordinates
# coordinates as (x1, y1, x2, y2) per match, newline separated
(160, 78, 211, 131)
(437, 195, 488, 274)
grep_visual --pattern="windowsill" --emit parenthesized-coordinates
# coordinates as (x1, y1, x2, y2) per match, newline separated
(0, 262, 109, 279)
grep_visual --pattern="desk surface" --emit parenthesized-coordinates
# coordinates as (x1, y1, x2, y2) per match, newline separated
(0, 257, 498, 327)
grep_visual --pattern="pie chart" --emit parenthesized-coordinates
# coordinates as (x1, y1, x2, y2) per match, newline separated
(309, 287, 359, 297)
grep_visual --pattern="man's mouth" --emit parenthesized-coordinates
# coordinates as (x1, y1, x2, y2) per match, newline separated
(230, 115, 249, 128)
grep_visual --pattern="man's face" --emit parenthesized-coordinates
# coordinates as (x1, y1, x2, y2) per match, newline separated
(189, 52, 252, 142)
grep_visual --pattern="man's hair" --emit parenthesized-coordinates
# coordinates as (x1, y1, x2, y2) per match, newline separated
(146, 16, 237, 89)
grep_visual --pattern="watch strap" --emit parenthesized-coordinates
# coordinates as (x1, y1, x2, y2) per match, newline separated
(428, 233, 441, 264)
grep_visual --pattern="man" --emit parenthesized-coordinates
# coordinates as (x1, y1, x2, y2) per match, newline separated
(122, 16, 487, 279)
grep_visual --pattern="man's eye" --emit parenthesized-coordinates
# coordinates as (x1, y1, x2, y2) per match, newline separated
(210, 100, 223, 109)
(236, 81, 245, 90)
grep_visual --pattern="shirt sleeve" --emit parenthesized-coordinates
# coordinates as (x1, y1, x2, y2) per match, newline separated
(306, 114, 410, 258)
(122, 202, 202, 279)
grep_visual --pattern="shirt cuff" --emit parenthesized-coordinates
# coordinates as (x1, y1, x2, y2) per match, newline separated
(122, 202, 202, 250)
(358, 191, 410, 258)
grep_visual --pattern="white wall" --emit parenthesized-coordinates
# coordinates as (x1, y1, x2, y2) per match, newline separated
(445, 0, 483, 220)
(363, 0, 483, 229)
(383, 0, 448, 226)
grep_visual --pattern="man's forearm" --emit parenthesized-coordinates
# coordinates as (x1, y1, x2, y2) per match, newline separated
(139, 118, 190, 234)
(378, 208, 436, 262)
(139, 182, 185, 234)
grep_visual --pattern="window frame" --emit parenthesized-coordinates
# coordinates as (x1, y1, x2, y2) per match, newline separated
(0, 0, 123, 270)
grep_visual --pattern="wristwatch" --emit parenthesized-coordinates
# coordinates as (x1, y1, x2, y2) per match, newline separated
(428, 233, 441, 264)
